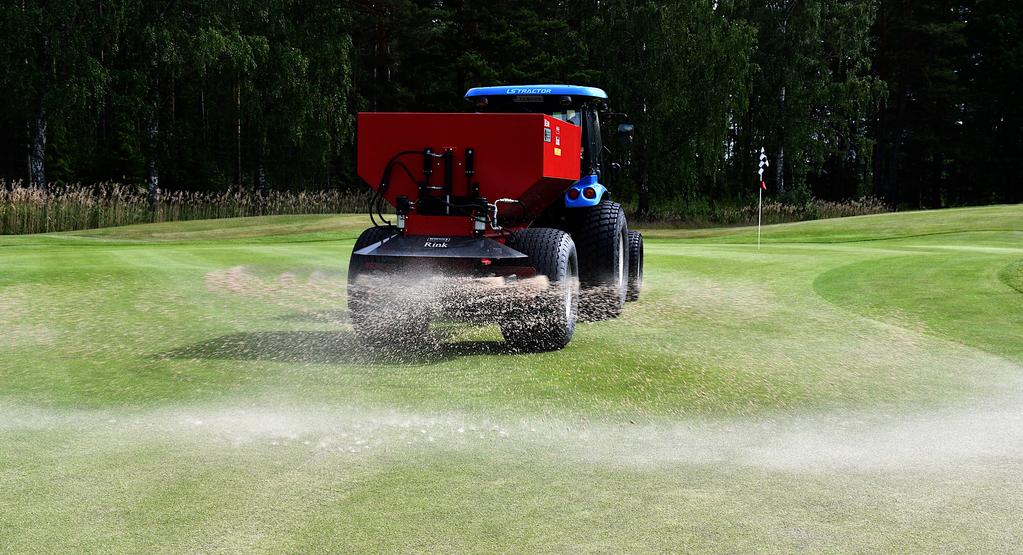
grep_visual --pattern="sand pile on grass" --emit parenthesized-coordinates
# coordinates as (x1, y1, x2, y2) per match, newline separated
(204, 266, 348, 318)
(0, 287, 57, 347)
(0, 325, 56, 347)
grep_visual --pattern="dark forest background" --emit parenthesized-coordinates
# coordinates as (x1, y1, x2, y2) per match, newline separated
(1, 0, 1020, 216)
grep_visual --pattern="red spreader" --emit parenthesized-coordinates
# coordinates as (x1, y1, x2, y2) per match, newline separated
(358, 112, 581, 240)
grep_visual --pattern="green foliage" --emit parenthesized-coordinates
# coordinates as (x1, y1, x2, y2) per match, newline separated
(0, 0, 355, 191)
(585, 1, 756, 204)
(0, 0, 1017, 209)
(724, 0, 884, 200)
(872, 0, 1022, 207)
(0, 0, 109, 111)
(350, 1, 594, 112)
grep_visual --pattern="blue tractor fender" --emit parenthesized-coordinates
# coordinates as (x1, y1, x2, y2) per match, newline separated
(564, 174, 608, 208)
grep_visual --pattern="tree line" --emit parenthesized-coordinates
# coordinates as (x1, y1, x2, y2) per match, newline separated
(0, 0, 1019, 214)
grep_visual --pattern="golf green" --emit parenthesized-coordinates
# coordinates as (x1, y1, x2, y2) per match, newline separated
(2, 205, 1022, 552)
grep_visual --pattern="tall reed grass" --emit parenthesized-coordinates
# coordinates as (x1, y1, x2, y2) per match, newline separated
(2, 180, 891, 235)
(1, 181, 372, 235)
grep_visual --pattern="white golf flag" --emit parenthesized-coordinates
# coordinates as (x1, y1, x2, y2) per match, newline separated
(757, 147, 768, 249)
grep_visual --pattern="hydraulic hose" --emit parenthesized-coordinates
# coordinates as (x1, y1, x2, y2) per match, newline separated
(371, 150, 444, 227)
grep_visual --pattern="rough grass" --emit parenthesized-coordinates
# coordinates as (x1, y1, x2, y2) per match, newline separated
(626, 195, 889, 227)
(644, 203, 1023, 243)
(1002, 260, 1023, 294)
(1, 205, 1022, 552)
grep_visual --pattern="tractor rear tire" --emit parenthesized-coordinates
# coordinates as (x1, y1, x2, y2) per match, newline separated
(569, 200, 628, 320)
(500, 228, 579, 352)
(626, 230, 644, 302)
(347, 226, 429, 349)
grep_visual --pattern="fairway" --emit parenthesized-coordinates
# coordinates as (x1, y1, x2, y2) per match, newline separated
(2, 205, 1023, 552)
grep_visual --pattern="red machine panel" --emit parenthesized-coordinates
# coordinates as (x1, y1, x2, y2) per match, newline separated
(357, 113, 582, 225)
(542, 116, 581, 178)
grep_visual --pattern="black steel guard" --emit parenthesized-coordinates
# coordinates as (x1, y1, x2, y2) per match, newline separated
(353, 234, 527, 260)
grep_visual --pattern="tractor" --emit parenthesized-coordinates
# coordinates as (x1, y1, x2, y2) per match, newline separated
(348, 84, 644, 351)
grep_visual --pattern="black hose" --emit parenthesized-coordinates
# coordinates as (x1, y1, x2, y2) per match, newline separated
(375, 160, 419, 226)
(370, 150, 444, 228)
(387, 161, 418, 187)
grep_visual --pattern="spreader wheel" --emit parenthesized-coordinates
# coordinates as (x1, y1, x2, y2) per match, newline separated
(347, 225, 398, 283)
(500, 228, 579, 352)
(347, 226, 429, 348)
(569, 199, 628, 320)
(626, 230, 644, 302)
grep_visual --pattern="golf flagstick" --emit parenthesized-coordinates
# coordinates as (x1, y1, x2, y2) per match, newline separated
(758, 184, 763, 250)
(758, 147, 769, 250)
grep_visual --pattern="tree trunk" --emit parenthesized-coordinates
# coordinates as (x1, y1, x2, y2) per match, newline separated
(235, 79, 242, 187)
(146, 46, 160, 215)
(325, 136, 331, 189)
(201, 82, 208, 148)
(776, 144, 785, 196)
(637, 131, 650, 218)
(872, 108, 886, 199)
(637, 88, 650, 218)
(146, 93, 159, 215)
(256, 162, 267, 193)
(252, 161, 267, 217)
(776, 86, 786, 196)
(638, 172, 650, 218)
(30, 88, 47, 190)
(741, 105, 753, 193)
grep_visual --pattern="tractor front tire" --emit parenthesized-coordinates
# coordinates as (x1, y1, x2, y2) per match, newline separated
(626, 230, 644, 302)
(347, 226, 429, 349)
(569, 200, 629, 320)
(500, 228, 579, 352)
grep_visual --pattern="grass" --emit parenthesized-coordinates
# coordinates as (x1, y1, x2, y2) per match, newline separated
(1, 205, 1022, 552)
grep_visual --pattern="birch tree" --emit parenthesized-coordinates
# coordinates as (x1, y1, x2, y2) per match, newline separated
(0, 0, 106, 189)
